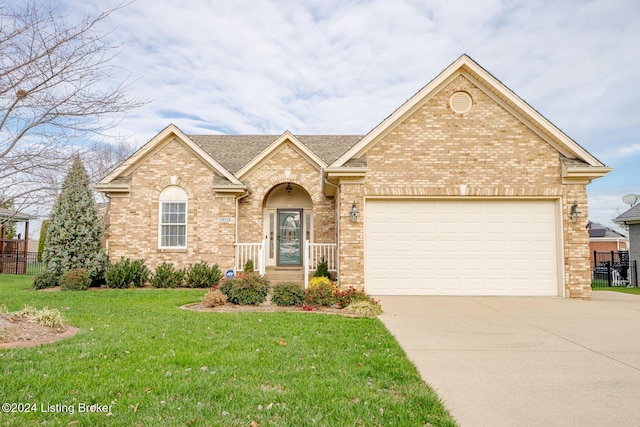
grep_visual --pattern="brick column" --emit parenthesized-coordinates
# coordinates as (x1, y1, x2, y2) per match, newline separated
(564, 188, 591, 299)
(338, 183, 365, 289)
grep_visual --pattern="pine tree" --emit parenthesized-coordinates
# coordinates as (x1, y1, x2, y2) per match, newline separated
(43, 156, 107, 283)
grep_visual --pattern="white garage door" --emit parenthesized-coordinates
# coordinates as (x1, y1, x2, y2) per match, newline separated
(365, 199, 560, 296)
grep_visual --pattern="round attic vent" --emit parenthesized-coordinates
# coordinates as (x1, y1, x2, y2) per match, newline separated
(450, 91, 472, 113)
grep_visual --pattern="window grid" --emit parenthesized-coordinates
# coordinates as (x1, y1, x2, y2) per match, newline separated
(160, 201, 186, 248)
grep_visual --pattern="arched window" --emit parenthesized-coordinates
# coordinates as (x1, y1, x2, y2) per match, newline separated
(159, 186, 187, 248)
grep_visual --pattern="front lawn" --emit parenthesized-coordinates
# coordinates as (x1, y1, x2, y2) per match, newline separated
(0, 274, 457, 426)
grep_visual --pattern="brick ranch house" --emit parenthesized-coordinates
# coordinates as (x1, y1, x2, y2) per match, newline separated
(96, 55, 611, 298)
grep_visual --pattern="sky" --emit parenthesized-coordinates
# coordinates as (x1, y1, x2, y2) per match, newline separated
(53, 0, 640, 233)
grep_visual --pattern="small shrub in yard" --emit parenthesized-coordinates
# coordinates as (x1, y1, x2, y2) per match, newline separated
(243, 259, 254, 273)
(17, 305, 67, 328)
(150, 262, 184, 288)
(335, 286, 373, 309)
(314, 258, 330, 278)
(220, 275, 269, 305)
(218, 278, 234, 299)
(59, 268, 90, 291)
(307, 276, 335, 290)
(33, 270, 59, 290)
(272, 282, 305, 306)
(185, 262, 223, 288)
(202, 288, 227, 307)
(304, 279, 336, 307)
(105, 257, 150, 288)
(346, 300, 383, 317)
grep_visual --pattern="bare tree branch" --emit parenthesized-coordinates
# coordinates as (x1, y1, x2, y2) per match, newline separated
(0, 0, 145, 211)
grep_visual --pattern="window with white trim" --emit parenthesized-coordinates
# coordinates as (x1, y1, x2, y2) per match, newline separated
(159, 186, 187, 249)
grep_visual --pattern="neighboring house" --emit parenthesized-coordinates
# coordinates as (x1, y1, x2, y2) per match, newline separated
(614, 203, 640, 274)
(0, 207, 36, 274)
(587, 221, 628, 267)
(27, 239, 39, 253)
(96, 55, 612, 298)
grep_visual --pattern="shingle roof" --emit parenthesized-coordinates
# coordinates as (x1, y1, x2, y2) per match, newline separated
(615, 203, 640, 223)
(187, 134, 363, 174)
(0, 207, 36, 222)
(587, 221, 627, 239)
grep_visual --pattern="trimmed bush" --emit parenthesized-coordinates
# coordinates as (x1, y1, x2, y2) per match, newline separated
(219, 275, 269, 305)
(202, 288, 227, 307)
(185, 262, 223, 288)
(304, 279, 336, 307)
(105, 258, 150, 288)
(150, 262, 184, 288)
(218, 279, 234, 300)
(272, 282, 305, 307)
(313, 258, 330, 278)
(33, 270, 59, 290)
(59, 268, 90, 291)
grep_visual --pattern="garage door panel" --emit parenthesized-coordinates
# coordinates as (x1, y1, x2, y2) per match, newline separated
(365, 200, 560, 296)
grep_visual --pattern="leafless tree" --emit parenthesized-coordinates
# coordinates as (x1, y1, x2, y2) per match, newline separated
(0, 1, 144, 216)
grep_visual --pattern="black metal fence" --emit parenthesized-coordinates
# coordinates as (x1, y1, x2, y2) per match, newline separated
(592, 251, 638, 288)
(0, 251, 46, 275)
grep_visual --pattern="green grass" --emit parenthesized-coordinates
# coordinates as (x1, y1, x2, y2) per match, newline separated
(593, 286, 640, 295)
(0, 274, 456, 426)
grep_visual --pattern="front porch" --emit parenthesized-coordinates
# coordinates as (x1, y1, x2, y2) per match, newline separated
(235, 240, 336, 287)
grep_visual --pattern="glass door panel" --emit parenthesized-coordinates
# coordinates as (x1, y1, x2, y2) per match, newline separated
(277, 209, 302, 265)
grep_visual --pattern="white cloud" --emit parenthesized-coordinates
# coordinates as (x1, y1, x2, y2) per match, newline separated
(615, 144, 640, 157)
(53, 0, 640, 225)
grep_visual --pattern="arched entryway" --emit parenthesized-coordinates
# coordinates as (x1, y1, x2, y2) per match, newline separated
(263, 183, 313, 267)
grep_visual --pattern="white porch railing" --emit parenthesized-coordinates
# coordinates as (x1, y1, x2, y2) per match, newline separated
(234, 240, 266, 276)
(304, 240, 337, 289)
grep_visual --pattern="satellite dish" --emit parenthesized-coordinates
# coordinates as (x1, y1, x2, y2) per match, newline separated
(622, 194, 640, 207)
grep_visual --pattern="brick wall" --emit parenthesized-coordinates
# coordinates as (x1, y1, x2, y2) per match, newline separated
(338, 75, 593, 298)
(107, 138, 236, 271)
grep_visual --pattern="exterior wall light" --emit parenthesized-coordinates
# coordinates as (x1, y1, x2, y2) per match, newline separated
(285, 182, 292, 196)
(570, 201, 581, 222)
(350, 201, 360, 222)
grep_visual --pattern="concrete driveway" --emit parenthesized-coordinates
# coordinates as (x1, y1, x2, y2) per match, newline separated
(377, 292, 640, 427)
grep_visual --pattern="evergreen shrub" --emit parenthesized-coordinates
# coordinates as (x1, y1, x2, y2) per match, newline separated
(32, 270, 59, 290)
(105, 258, 150, 288)
(271, 282, 305, 307)
(185, 262, 223, 288)
(150, 262, 184, 288)
(219, 275, 269, 305)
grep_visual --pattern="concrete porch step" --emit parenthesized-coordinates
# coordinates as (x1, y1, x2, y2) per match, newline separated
(265, 267, 304, 284)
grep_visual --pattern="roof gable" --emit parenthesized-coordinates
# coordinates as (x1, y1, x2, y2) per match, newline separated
(331, 55, 611, 180)
(97, 124, 243, 190)
(235, 131, 326, 178)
